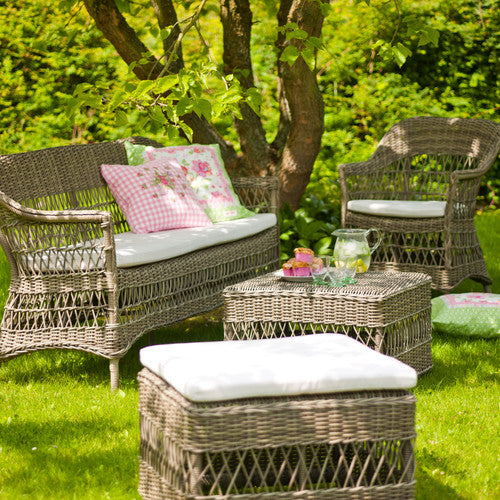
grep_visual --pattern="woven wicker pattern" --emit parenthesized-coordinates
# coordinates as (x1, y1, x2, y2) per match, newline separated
(138, 367, 416, 499)
(223, 271, 432, 375)
(0, 138, 280, 389)
(339, 116, 500, 292)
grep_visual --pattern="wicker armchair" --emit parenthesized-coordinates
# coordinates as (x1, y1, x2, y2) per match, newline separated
(339, 116, 500, 292)
(0, 138, 280, 389)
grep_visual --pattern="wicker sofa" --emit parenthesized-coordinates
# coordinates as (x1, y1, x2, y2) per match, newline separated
(0, 138, 280, 389)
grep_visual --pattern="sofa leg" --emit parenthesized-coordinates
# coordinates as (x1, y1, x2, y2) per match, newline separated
(109, 358, 120, 391)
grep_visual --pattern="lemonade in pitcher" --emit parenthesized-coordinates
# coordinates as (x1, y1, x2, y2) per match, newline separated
(332, 229, 382, 274)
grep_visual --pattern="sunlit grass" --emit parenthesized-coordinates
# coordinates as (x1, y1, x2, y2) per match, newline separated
(0, 211, 498, 498)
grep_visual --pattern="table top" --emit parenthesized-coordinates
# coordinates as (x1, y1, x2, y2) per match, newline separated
(224, 270, 432, 301)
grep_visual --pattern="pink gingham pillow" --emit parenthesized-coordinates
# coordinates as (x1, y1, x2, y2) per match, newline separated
(101, 158, 212, 234)
(139, 144, 255, 223)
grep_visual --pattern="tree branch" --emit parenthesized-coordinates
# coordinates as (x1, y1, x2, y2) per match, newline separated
(151, 0, 184, 74)
(219, 0, 270, 176)
(272, 0, 294, 154)
(83, 0, 164, 80)
(83, 0, 237, 165)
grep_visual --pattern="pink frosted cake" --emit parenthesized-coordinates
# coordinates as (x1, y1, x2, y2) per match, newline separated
(294, 247, 314, 263)
(282, 261, 294, 276)
(292, 261, 311, 276)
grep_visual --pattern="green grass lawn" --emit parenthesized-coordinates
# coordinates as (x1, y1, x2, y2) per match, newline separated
(0, 212, 499, 499)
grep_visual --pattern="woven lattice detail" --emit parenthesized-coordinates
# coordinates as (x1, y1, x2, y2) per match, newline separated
(339, 117, 500, 292)
(138, 368, 416, 500)
(223, 271, 432, 375)
(0, 138, 280, 388)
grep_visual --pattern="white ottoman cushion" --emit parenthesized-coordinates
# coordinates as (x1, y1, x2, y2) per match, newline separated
(139, 335, 417, 402)
(348, 199, 446, 218)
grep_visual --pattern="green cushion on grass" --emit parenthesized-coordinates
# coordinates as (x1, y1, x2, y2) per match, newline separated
(431, 293, 500, 338)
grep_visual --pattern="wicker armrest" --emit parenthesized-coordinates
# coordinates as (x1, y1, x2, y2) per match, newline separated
(445, 172, 484, 220)
(0, 191, 116, 278)
(231, 176, 279, 216)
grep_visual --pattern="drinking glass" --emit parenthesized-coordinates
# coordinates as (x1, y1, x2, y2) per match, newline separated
(333, 255, 358, 284)
(310, 255, 330, 285)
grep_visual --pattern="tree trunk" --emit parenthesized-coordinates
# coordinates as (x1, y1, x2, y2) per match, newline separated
(82, 0, 327, 210)
(220, 0, 272, 177)
(276, 0, 325, 210)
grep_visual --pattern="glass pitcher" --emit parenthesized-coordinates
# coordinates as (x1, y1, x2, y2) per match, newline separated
(332, 228, 382, 273)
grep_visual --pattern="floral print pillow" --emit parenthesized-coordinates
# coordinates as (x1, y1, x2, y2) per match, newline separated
(124, 141, 254, 223)
(101, 158, 212, 234)
(431, 293, 500, 338)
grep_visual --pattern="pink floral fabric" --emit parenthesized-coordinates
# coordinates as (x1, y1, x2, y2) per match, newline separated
(101, 158, 212, 234)
(141, 144, 255, 223)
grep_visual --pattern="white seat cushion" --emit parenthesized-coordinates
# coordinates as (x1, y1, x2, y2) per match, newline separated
(139, 335, 417, 402)
(115, 213, 276, 268)
(348, 199, 446, 218)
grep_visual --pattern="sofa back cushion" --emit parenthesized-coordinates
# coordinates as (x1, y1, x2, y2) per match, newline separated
(124, 141, 255, 223)
(101, 158, 212, 233)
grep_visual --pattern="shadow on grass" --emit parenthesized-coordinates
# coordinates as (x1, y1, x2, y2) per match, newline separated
(415, 333, 499, 392)
(416, 465, 467, 500)
(0, 314, 224, 388)
(0, 418, 141, 498)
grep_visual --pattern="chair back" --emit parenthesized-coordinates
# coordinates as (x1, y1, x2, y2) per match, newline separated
(371, 116, 500, 201)
(0, 137, 162, 234)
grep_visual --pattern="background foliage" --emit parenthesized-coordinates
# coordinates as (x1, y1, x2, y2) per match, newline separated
(0, 1, 127, 152)
(1, 0, 499, 248)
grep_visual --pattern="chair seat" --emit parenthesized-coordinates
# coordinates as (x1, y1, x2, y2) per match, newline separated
(139, 334, 417, 402)
(348, 199, 446, 218)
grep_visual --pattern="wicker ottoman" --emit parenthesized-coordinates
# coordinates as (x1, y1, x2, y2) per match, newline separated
(138, 335, 417, 499)
(223, 270, 432, 375)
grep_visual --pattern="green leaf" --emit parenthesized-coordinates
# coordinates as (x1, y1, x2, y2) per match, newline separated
(392, 43, 412, 67)
(307, 36, 323, 50)
(245, 87, 262, 114)
(133, 80, 155, 97)
(301, 45, 316, 71)
(176, 96, 192, 116)
(313, 237, 332, 255)
(73, 83, 93, 96)
(115, 110, 128, 127)
(164, 124, 180, 141)
(421, 27, 439, 46)
(221, 89, 242, 105)
(150, 106, 166, 124)
(179, 122, 193, 142)
(115, 0, 130, 14)
(193, 98, 212, 120)
(156, 75, 178, 93)
(286, 28, 308, 41)
(160, 27, 173, 40)
(108, 90, 127, 111)
(279, 45, 300, 67)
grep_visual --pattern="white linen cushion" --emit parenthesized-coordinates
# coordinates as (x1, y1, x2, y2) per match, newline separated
(114, 212, 276, 268)
(25, 213, 276, 272)
(348, 199, 446, 218)
(139, 334, 417, 402)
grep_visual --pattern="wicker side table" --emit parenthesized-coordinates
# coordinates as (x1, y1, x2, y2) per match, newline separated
(138, 335, 417, 499)
(223, 271, 432, 375)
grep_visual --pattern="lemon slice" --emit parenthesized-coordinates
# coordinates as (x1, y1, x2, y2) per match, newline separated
(356, 259, 368, 273)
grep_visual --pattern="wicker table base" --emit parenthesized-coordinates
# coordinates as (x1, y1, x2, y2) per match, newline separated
(138, 367, 416, 499)
(223, 271, 432, 375)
